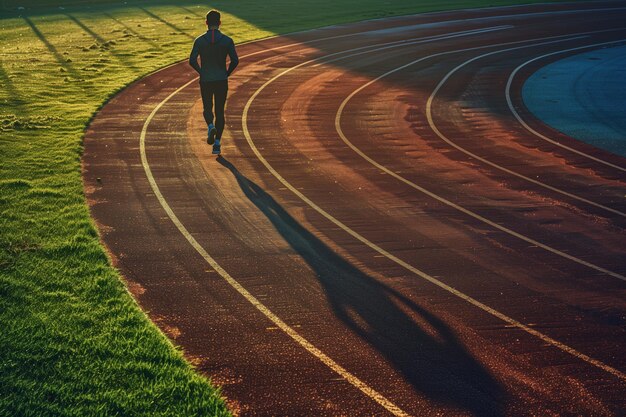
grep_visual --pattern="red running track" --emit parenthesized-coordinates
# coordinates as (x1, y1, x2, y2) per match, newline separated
(84, 2, 626, 415)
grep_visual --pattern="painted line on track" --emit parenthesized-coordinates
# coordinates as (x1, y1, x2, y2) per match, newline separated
(310, 25, 512, 67)
(425, 38, 626, 217)
(506, 39, 626, 172)
(241, 34, 626, 380)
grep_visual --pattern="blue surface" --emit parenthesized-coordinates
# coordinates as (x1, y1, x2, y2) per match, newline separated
(522, 45, 626, 158)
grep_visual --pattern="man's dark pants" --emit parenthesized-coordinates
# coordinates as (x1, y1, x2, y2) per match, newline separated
(200, 80, 228, 139)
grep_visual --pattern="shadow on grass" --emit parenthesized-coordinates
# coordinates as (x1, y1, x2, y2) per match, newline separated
(64, 13, 141, 73)
(138, 6, 195, 40)
(103, 12, 163, 49)
(217, 156, 508, 416)
(177, 5, 204, 18)
(65, 13, 107, 43)
(22, 15, 79, 77)
(0, 60, 23, 106)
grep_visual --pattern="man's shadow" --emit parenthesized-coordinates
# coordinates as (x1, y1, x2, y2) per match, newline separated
(218, 156, 507, 416)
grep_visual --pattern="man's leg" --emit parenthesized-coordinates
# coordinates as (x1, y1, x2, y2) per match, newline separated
(200, 81, 217, 144)
(199, 81, 215, 125)
(213, 80, 228, 139)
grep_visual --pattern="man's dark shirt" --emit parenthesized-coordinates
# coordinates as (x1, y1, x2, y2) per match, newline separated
(189, 29, 238, 82)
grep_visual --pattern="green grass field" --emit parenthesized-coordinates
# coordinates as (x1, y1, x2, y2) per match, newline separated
(0, 0, 569, 415)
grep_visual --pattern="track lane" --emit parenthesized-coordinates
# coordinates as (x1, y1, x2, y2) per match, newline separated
(84, 2, 626, 415)
(139, 53, 410, 416)
(235, 17, 624, 296)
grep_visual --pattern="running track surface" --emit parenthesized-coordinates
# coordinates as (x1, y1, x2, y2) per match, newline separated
(83, 2, 626, 415)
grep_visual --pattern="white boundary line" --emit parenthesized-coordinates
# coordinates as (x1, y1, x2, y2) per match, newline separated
(240, 38, 626, 380)
(425, 39, 626, 217)
(260, 26, 512, 70)
(506, 40, 626, 172)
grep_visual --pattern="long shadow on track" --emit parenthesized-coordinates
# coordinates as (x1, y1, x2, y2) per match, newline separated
(217, 156, 507, 416)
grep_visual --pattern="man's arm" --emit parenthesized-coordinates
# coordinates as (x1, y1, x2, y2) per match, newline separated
(226, 40, 239, 76)
(189, 39, 201, 74)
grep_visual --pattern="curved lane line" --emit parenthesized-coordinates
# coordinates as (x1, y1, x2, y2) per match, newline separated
(506, 40, 626, 172)
(310, 26, 512, 68)
(426, 39, 626, 216)
(333, 35, 626, 281)
(241, 38, 626, 379)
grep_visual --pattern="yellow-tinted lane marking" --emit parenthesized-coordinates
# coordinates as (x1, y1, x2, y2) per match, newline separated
(242, 35, 626, 380)
(426, 39, 626, 217)
(334, 34, 626, 281)
(141, 56, 410, 417)
(506, 39, 626, 172)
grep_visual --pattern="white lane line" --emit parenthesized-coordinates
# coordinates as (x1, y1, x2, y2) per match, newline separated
(332, 34, 626, 281)
(426, 39, 626, 217)
(506, 39, 626, 172)
(310, 26, 512, 67)
(242, 37, 626, 380)
(140, 54, 410, 417)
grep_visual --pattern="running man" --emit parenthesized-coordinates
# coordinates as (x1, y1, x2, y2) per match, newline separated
(189, 10, 239, 155)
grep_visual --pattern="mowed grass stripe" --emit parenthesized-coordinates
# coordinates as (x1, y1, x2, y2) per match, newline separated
(0, 0, 569, 415)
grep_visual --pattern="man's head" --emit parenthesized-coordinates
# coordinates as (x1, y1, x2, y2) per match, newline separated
(206, 10, 220, 28)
